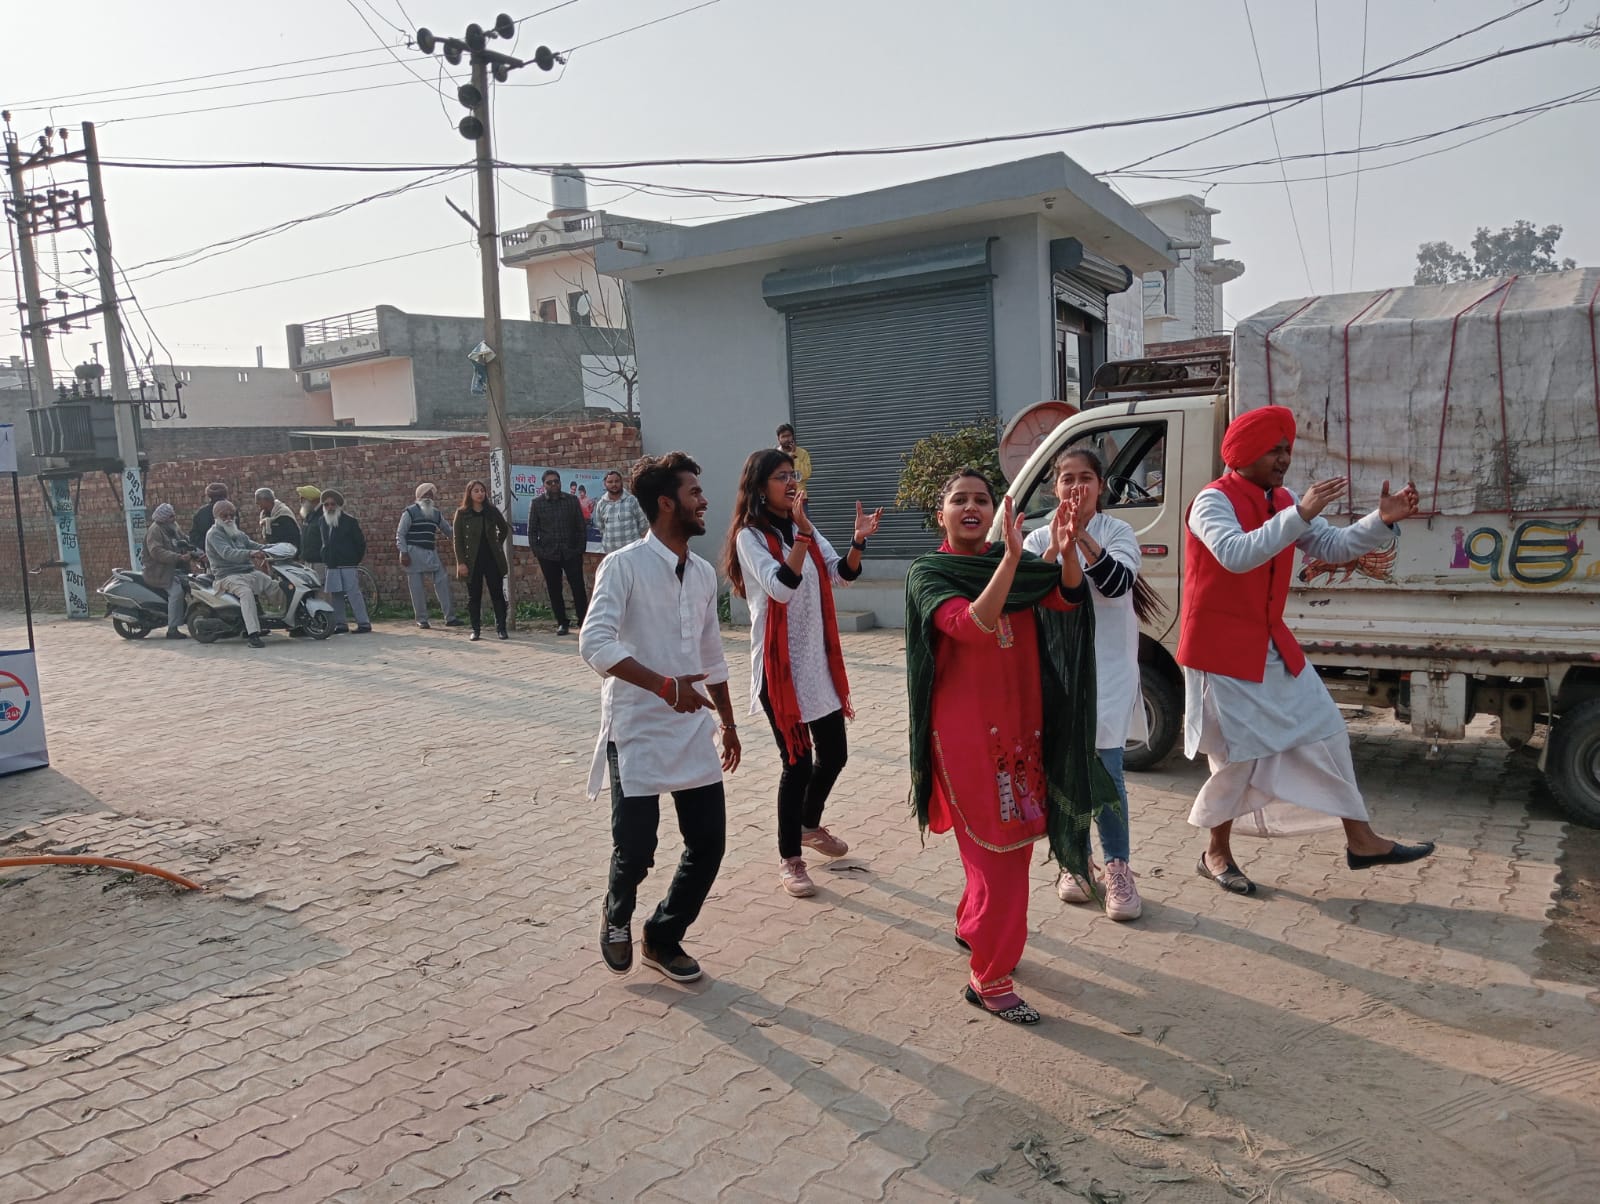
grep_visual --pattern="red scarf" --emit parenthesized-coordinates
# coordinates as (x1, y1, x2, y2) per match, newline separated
(761, 528, 853, 764)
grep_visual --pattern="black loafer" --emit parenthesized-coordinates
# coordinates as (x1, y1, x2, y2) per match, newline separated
(1197, 855, 1256, 895)
(1347, 840, 1436, 871)
(963, 985, 1040, 1025)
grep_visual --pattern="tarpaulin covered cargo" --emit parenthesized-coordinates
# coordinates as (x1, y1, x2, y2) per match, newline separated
(1232, 268, 1600, 516)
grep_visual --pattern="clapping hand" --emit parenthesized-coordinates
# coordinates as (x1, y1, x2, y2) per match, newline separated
(792, 488, 814, 536)
(1378, 479, 1420, 525)
(852, 500, 883, 544)
(999, 496, 1026, 562)
(1296, 477, 1349, 521)
(1050, 488, 1083, 553)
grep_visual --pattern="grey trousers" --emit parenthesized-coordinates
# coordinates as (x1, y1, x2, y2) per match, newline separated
(165, 577, 186, 628)
(323, 566, 371, 627)
(403, 549, 455, 622)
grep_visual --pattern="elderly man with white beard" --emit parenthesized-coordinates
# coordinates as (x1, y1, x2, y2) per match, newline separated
(309, 488, 371, 634)
(204, 499, 275, 649)
(396, 483, 462, 629)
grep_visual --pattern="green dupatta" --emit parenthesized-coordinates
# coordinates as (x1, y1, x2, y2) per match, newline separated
(904, 545, 1119, 885)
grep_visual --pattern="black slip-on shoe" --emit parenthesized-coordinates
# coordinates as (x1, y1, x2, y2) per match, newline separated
(1347, 840, 1436, 871)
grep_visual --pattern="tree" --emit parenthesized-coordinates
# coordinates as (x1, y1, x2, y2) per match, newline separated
(550, 259, 639, 416)
(896, 419, 1006, 529)
(1414, 220, 1577, 285)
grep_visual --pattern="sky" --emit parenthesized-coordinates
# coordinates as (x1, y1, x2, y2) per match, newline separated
(4, 0, 1597, 379)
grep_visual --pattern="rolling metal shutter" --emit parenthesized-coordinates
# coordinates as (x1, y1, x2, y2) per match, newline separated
(786, 283, 996, 557)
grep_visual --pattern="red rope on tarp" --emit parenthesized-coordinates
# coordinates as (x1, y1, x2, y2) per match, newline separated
(1588, 275, 1600, 461)
(1262, 296, 1320, 410)
(1341, 289, 1393, 516)
(1492, 277, 1519, 515)
(1428, 277, 1517, 516)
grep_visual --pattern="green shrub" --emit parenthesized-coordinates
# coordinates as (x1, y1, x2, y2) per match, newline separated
(895, 419, 1007, 529)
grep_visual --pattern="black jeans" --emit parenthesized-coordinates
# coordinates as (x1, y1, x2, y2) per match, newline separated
(604, 743, 726, 949)
(467, 550, 507, 633)
(759, 686, 849, 859)
(539, 554, 587, 627)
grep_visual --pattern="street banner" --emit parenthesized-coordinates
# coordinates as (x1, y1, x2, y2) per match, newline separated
(509, 465, 612, 552)
(0, 649, 49, 776)
(0, 424, 16, 475)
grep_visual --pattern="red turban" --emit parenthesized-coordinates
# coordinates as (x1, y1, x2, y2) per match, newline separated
(1222, 405, 1296, 469)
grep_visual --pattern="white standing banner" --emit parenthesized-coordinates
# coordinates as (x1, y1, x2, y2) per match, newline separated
(0, 424, 16, 475)
(0, 649, 48, 775)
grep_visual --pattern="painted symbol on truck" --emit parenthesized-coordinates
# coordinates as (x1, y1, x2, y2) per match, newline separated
(1299, 540, 1398, 585)
(1450, 519, 1586, 587)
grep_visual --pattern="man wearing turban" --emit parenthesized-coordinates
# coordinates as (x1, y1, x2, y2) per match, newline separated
(143, 502, 197, 640)
(1178, 405, 1433, 894)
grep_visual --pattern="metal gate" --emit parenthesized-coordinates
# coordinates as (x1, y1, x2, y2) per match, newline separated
(786, 283, 995, 557)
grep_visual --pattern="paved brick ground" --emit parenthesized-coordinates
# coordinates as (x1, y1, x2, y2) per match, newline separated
(2, 616, 1597, 1203)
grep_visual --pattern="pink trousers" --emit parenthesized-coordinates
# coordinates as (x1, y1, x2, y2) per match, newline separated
(952, 825, 1034, 999)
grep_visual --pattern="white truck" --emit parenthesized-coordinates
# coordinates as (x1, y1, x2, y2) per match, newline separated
(1005, 269, 1600, 826)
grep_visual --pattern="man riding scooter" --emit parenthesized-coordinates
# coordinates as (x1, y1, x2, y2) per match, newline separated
(204, 500, 277, 649)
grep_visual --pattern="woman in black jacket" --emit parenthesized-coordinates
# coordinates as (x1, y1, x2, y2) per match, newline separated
(454, 480, 511, 640)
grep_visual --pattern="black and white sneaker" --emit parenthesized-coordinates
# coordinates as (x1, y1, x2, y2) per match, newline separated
(600, 911, 632, 974)
(640, 939, 701, 982)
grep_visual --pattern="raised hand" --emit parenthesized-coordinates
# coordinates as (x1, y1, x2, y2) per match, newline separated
(852, 500, 883, 544)
(1000, 496, 1025, 562)
(1051, 487, 1083, 552)
(1378, 479, 1420, 525)
(1296, 477, 1348, 521)
(793, 488, 814, 535)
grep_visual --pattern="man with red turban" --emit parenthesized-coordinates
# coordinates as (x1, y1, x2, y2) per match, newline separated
(1178, 405, 1433, 895)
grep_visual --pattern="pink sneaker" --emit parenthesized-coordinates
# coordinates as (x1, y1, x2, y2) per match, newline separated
(1103, 859, 1142, 921)
(1055, 862, 1100, 904)
(800, 825, 849, 858)
(779, 856, 817, 897)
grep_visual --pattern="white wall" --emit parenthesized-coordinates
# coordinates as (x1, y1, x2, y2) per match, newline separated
(521, 252, 630, 328)
(143, 365, 332, 428)
(327, 358, 416, 426)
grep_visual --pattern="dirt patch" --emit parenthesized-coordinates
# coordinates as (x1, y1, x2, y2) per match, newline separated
(1538, 816, 1600, 986)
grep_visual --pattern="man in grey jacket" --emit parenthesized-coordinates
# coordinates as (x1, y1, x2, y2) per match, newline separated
(397, 482, 461, 629)
(205, 500, 275, 649)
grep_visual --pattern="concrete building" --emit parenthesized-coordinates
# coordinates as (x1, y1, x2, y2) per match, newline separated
(1135, 194, 1245, 344)
(499, 167, 672, 415)
(596, 153, 1174, 622)
(285, 303, 636, 429)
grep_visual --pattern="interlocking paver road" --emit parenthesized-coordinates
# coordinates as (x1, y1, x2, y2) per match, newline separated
(2, 616, 1597, 1203)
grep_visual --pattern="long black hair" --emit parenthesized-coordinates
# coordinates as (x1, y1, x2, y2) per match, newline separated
(1052, 447, 1166, 625)
(722, 448, 796, 599)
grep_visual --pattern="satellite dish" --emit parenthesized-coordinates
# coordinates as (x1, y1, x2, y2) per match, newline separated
(999, 400, 1078, 481)
(575, 293, 592, 318)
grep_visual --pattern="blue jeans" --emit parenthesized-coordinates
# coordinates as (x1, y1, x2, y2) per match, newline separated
(1094, 746, 1131, 864)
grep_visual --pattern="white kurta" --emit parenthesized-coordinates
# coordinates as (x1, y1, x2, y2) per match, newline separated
(578, 534, 730, 799)
(1183, 486, 1398, 835)
(1024, 511, 1147, 749)
(735, 526, 846, 724)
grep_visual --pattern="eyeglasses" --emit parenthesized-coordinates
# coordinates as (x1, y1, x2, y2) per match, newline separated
(770, 472, 800, 484)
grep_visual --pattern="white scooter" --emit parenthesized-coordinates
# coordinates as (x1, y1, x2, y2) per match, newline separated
(185, 543, 336, 643)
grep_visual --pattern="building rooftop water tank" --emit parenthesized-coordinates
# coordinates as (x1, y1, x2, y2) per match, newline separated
(549, 165, 588, 217)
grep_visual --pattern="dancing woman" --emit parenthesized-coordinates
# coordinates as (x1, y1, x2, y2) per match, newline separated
(1024, 447, 1164, 920)
(904, 469, 1116, 1024)
(723, 448, 882, 898)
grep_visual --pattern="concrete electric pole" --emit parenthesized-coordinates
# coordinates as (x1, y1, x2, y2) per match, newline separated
(414, 14, 560, 626)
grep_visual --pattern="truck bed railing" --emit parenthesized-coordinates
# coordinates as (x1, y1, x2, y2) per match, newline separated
(1087, 345, 1231, 406)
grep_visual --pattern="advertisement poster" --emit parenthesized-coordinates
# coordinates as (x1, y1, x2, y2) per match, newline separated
(0, 650, 49, 776)
(509, 465, 611, 552)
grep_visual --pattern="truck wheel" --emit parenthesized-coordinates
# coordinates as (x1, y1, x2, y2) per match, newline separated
(111, 618, 151, 640)
(1547, 697, 1600, 828)
(1126, 662, 1182, 772)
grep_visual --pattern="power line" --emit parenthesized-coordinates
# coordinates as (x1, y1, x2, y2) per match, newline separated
(1348, 0, 1371, 290)
(1313, 0, 1336, 291)
(99, 77, 426, 126)
(1108, 0, 1552, 176)
(84, 29, 1592, 168)
(1242, 0, 1316, 292)
(341, 0, 456, 114)
(515, 1, 588, 26)
(563, 0, 721, 53)
(139, 243, 467, 313)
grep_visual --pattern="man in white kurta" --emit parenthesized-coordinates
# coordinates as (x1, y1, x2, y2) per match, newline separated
(1182, 405, 1434, 894)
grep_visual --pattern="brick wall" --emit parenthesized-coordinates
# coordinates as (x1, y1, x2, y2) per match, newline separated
(142, 426, 299, 464)
(0, 419, 641, 615)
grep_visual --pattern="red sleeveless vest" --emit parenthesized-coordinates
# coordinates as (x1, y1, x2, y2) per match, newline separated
(1177, 472, 1307, 682)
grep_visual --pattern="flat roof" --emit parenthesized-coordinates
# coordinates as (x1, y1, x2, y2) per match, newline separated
(288, 428, 473, 442)
(597, 153, 1176, 281)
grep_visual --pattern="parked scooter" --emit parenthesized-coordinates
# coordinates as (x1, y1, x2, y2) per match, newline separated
(99, 565, 196, 640)
(184, 543, 336, 643)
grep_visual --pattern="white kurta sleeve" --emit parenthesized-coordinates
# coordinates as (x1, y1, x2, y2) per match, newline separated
(1294, 507, 1397, 562)
(1022, 526, 1052, 559)
(737, 527, 798, 604)
(813, 530, 849, 586)
(1189, 488, 1311, 573)
(578, 553, 633, 675)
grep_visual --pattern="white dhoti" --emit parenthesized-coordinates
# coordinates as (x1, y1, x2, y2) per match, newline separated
(1184, 645, 1369, 836)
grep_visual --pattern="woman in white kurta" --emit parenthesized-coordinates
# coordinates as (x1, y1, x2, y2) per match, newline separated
(1185, 429, 1435, 894)
(723, 447, 882, 900)
(1024, 448, 1150, 920)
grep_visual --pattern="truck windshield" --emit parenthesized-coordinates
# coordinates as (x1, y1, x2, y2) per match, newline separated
(1018, 421, 1168, 526)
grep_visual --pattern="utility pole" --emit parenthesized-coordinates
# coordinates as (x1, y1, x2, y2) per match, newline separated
(414, 14, 559, 628)
(82, 121, 146, 573)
